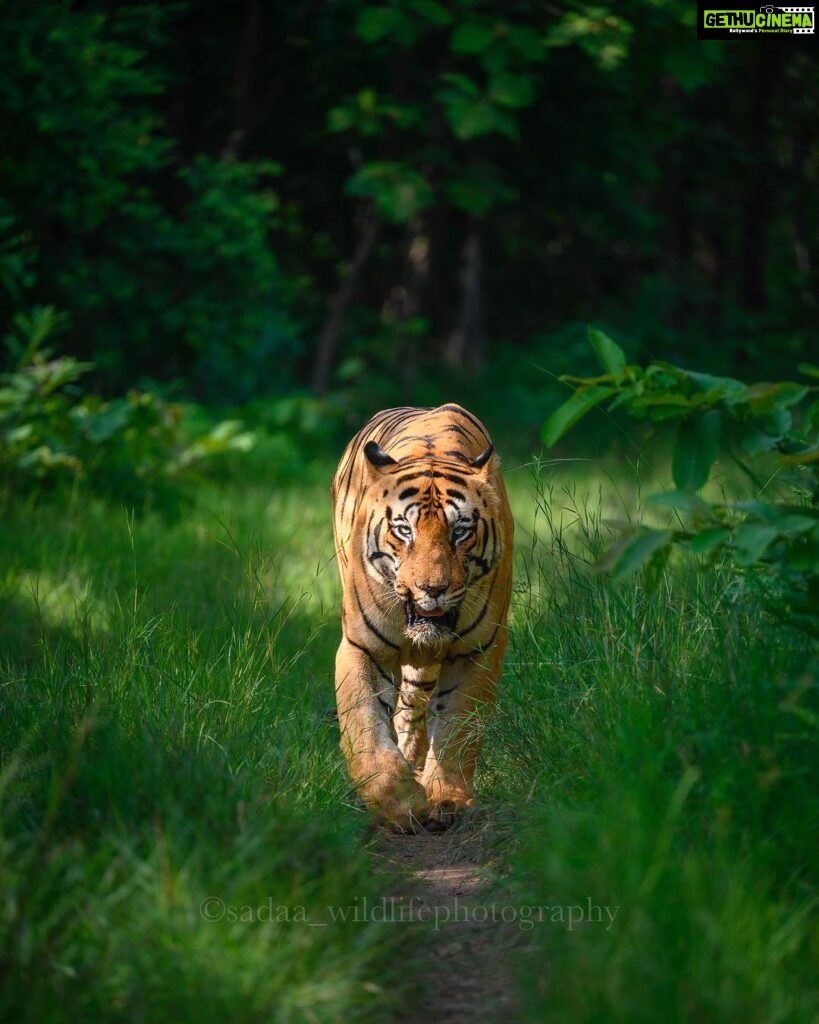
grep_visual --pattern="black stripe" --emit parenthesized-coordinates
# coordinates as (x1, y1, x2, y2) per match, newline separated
(338, 430, 369, 512)
(436, 404, 488, 441)
(436, 683, 460, 698)
(353, 583, 400, 650)
(396, 470, 434, 485)
(397, 695, 427, 711)
(460, 569, 498, 638)
(444, 625, 500, 664)
(459, 599, 488, 637)
(469, 554, 492, 576)
(402, 676, 437, 691)
(446, 423, 472, 441)
(343, 634, 395, 686)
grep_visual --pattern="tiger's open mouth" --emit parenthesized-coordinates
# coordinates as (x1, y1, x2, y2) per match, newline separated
(403, 599, 458, 633)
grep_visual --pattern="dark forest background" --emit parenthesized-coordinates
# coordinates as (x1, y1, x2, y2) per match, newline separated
(1, 1, 817, 432)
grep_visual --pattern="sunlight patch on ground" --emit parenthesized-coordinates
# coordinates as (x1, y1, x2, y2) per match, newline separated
(13, 569, 109, 635)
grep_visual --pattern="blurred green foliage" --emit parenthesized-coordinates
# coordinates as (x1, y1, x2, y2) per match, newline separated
(0, 0, 815, 404)
(0, 3, 301, 402)
(0, 304, 255, 508)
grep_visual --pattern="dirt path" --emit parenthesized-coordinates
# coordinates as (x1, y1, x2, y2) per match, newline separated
(372, 813, 521, 1023)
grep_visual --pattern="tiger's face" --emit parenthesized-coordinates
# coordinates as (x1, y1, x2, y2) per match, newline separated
(361, 442, 501, 646)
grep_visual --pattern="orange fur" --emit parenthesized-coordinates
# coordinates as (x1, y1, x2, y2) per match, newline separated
(331, 405, 513, 831)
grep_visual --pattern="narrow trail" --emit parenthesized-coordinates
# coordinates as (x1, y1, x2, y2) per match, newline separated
(372, 814, 522, 1023)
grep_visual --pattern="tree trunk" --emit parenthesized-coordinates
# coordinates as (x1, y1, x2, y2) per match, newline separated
(311, 207, 379, 395)
(444, 224, 485, 371)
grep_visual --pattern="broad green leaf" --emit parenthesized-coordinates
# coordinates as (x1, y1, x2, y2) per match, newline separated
(684, 370, 747, 404)
(81, 399, 133, 443)
(326, 106, 356, 133)
(438, 72, 481, 97)
(346, 162, 434, 222)
(745, 381, 808, 413)
(607, 387, 646, 413)
(542, 385, 616, 447)
(450, 23, 495, 54)
(645, 366, 685, 387)
(488, 73, 535, 108)
(731, 501, 781, 522)
(650, 407, 703, 423)
(798, 362, 819, 380)
(646, 490, 714, 518)
(753, 406, 791, 440)
(588, 327, 626, 375)
(561, 372, 622, 386)
(689, 527, 730, 555)
(732, 523, 778, 566)
(741, 428, 780, 457)
(597, 529, 675, 579)
(441, 95, 518, 140)
(672, 410, 721, 491)
(775, 514, 819, 536)
(628, 393, 697, 411)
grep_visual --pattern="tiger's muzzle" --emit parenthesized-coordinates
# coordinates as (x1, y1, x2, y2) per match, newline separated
(403, 597, 458, 637)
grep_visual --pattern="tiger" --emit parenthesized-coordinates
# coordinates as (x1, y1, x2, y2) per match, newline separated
(331, 404, 513, 832)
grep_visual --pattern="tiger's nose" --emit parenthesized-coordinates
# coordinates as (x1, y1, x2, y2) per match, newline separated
(417, 582, 447, 598)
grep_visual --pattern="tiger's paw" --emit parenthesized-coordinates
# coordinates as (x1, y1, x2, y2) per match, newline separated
(365, 767, 430, 833)
(376, 788, 430, 833)
(424, 799, 470, 833)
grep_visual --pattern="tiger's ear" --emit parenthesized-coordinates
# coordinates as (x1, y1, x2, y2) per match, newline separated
(470, 444, 494, 471)
(364, 441, 398, 470)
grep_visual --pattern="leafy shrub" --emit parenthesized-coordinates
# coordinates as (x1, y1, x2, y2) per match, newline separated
(543, 328, 819, 635)
(0, 5, 304, 401)
(1, 306, 255, 507)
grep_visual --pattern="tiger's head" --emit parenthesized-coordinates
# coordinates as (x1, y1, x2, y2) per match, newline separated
(361, 440, 503, 647)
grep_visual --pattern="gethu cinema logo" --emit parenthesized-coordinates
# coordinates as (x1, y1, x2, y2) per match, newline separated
(704, 8, 814, 29)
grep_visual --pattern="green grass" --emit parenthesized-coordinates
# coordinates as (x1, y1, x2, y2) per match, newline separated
(2, 439, 818, 1022)
(0, 446, 401, 1023)
(488, 471, 819, 1023)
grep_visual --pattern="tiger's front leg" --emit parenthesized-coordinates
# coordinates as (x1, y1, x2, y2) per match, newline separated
(420, 637, 507, 830)
(334, 637, 429, 832)
(393, 665, 438, 775)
